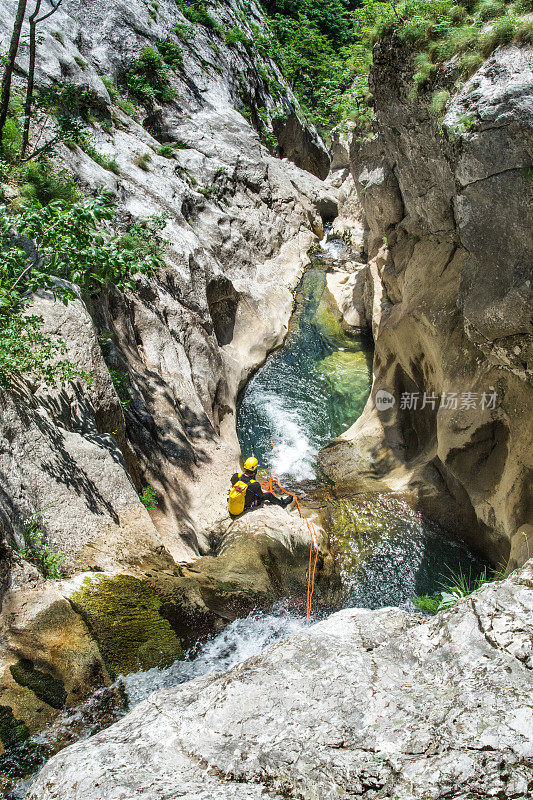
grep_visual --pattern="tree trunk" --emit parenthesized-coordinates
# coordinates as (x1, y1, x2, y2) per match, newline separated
(0, 0, 29, 155)
(21, 0, 42, 157)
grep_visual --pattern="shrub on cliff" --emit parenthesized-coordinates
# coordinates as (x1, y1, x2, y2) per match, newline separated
(337, 0, 533, 130)
(126, 46, 176, 105)
(0, 195, 164, 390)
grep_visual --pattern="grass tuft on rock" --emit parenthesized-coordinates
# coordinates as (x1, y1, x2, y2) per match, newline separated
(72, 574, 184, 675)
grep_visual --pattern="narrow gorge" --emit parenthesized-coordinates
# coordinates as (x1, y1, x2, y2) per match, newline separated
(0, 0, 531, 798)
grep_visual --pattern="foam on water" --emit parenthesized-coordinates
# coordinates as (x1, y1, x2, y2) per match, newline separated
(13, 606, 307, 800)
(120, 605, 308, 707)
(237, 244, 373, 483)
(252, 391, 316, 480)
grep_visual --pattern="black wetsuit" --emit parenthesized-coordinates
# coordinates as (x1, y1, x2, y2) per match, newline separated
(230, 472, 285, 512)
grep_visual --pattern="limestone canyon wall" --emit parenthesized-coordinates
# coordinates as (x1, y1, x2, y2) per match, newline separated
(0, 0, 336, 742)
(321, 39, 533, 571)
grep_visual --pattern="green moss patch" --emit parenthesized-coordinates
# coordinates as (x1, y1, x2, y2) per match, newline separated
(72, 575, 184, 675)
(0, 705, 44, 779)
(9, 660, 67, 710)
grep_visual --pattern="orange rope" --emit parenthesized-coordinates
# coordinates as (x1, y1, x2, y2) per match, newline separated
(236, 441, 319, 619)
(261, 469, 319, 620)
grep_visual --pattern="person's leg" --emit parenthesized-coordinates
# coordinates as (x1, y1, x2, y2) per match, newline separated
(263, 491, 292, 508)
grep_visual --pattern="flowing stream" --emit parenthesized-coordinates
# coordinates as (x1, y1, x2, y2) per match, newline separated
(237, 236, 488, 609)
(239, 239, 372, 484)
(11, 237, 488, 798)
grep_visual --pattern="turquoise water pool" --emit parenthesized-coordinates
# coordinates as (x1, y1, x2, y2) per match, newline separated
(238, 240, 373, 483)
(237, 238, 489, 609)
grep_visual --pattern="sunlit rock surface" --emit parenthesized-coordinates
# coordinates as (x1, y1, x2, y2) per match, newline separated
(321, 42, 533, 569)
(28, 561, 533, 800)
(0, 0, 336, 737)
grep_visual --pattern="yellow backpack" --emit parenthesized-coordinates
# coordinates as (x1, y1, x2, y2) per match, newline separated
(228, 474, 254, 515)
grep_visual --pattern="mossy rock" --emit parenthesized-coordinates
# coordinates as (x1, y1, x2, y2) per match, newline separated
(0, 705, 44, 780)
(9, 660, 67, 710)
(326, 497, 391, 574)
(71, 575, 184, 676)
(314, 295, 350, 343)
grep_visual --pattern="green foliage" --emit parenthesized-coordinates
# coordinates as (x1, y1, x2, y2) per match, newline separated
(476, 0, 506, 20)
(336, 0, 533, 127)
(513, 17, 533, 43)
(0, 117, 22, 163)
(428, 88, 450, 115)
(101, 75, 118, 100)
(257, 107, 279, 149)
(101, 76, 140, 118)
(412, 593, 442, 613)
(173, 21, 195, 40)
(78, 138, 120, 174)
(411, 51, 436, 92)
(34, 83, 121, 172)
(126, 46, 176, 104)
(19, 508, 66, 578)
(438, 565, 504, 608)
(225, 26, 252, 49)
(270, 15, 345, 131)
(71, 574, 185, 675)
(0, 311, 85, 389)
(262, 0, 363, 132)
(413, 566, 504, 614)
(0, 197, 163, 389)
(156, 38, 184, 68)
(139, 484, 160, 509)
(263, 0, 358, 46)
(38, 82, 103, 124)
(1, 196, 161, 295)
(457, 49, 484, 76)
(109, 368, 132, 409)
(117, 212, 170, 260)
(134, 151, 152, 171)
(19, 160, 80, 205)
(479, 12, 518, 54)
(447, 109, 477, 137)
(198, 183, 216, 198)
(157, 143, 176, 157)
(176, 0, 222, 32)
(116, 95, 139, 118)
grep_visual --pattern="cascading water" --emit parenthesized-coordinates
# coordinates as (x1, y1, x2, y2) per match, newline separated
(12, 236, 488, 799)
(119, 604, 308, 706)
(237, 235, 489, 608)
(238, 237, 372, 483)
(9, 606, 308, 799)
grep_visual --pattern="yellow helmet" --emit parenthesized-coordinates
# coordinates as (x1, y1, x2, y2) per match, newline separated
(244, 456, 259, 472)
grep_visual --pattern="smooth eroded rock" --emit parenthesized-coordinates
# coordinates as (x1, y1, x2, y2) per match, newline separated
(27, 562, 533, 800)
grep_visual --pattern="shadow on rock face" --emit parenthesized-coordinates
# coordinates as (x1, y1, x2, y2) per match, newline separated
(206, 276, 240, 347)
(273, 110, 331, 181)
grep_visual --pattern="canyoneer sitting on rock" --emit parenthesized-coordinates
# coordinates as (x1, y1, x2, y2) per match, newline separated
(228, 457, 293, 517)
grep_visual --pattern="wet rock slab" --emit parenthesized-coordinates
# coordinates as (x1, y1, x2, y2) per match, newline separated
(28, 562, 533, 799)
